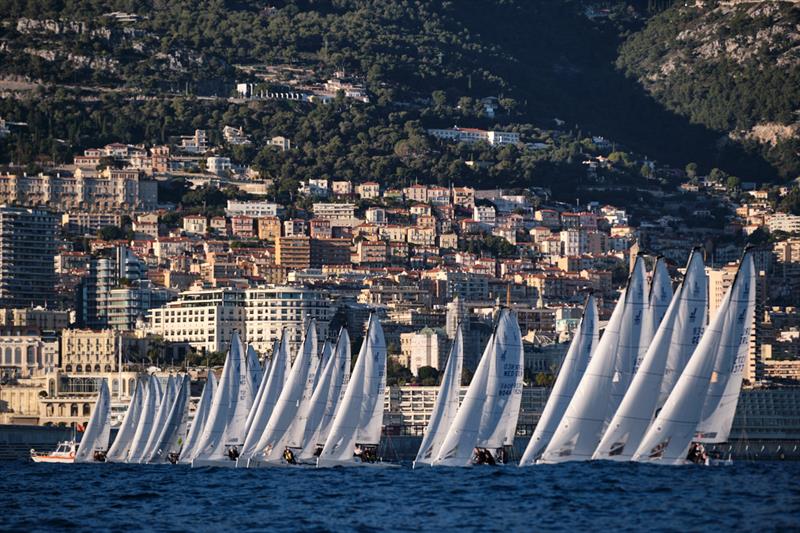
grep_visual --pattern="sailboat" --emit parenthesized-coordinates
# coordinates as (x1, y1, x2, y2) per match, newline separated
(433, 309, 524, 467)
(191, 331, 259, 467)
(106, 379, 144, 463)
(317, 313, 389, 468)
(238, 331, 291, 466)
(146, 374, 191, 464)
(633, 250, 755, 465)
(248, 321, 320, 467)
(539, 256, 648, 463)
(74, 380, 111, 463)
(519, 295, 598, 466)
(298, 328, 351, 463)
(413, 323, 464, 467)
(140, 375, 176, 463)
(594, 249, 706, 461)
(127, 375, 163, 463)
(243, 341, 275, 441)
(640, 257, 673, 350)
(178, 370, 217, 464)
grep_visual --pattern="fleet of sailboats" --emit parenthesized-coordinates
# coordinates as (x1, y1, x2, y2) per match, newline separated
(33, 248, 756, 469)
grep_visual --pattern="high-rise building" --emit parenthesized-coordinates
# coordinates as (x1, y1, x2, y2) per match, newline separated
(0, 207, 58, 307)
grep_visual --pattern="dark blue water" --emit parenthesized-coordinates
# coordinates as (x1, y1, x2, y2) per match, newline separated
(2, 460, 798, 532)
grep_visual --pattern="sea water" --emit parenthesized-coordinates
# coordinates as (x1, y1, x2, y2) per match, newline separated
(2, 460, 798, 531)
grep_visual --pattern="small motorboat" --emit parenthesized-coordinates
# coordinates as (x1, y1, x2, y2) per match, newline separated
(30, 441, 78, 464)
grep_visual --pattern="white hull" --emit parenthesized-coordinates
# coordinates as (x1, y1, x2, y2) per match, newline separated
(316, 457, 399, 468)
(31, 455, 75, 464)
(191, 457, 238, 468)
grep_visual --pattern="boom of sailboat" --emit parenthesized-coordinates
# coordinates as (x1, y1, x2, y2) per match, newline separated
(36, 249, 756, 468)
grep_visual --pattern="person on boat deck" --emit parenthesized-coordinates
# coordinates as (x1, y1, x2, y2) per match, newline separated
(283, 447, 297, 464)
(227, 445, 240, 461)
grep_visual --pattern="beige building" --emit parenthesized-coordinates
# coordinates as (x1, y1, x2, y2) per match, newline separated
(0, 307, 69, 331)
(400, 328, 447, 375)
(0, 169, 157, 212)
(0, 331, 59, 378)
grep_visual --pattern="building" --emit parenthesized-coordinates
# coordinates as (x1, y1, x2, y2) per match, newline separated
(0, 170, 157, 212)
(107, 280, 175, 331)
(0, 308, 69, 331)
(311, 238, 351, 268)
(767, 213, 800, 234)
(182, 215, 207, 235)
(225, 200, 279, 218)
(148, 287, 246, 353)
(400, 328, 447, 375)
(257, 217, 282, 241)
(0, 208, 58, 308)
(357, 182, 380, 199)
(60, 329, 122, 374)
(244, 286, 334, 353)
(283, 219, 307, 237)
(426, 127, 520, 146)
(0, 330, 58, 379)
(231, 215, 256, 238)
(222, 125, 250, 145)
(312, 203, 358, 227)
(62, 212, 122, 235)
(473, 205, 497, 228)
(179, 129, 208, 153)
(275, 236, 311, 269)
(332, 180, 353, 196)
(267, 136, 292, 151)
(206, 156, 232, 175)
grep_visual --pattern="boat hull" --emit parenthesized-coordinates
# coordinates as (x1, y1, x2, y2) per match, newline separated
(31, 455, 75, 464)
(191, 458, 238, 468)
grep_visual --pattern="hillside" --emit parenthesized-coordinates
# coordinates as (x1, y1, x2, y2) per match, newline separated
(617, 0, 800, 179)
(0, 0, 794, 184)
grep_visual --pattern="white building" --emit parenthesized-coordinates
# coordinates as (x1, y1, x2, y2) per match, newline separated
(179, 129, 207, 154)
(365, 207, 387, 225)
(473, 205, 497, 227)
(225, 200, 278, 218)
(313, 202, 358, 227)
(400, 328, 446, 376)
(267, 136, 292, 151)
(427, 127, 520, 146)
(767, 213, 800, 234)
(182, 215, 207, 235)
(147, 287, 246, 353)
(206, 156, 232, 175)
(244, 286, 334, 354)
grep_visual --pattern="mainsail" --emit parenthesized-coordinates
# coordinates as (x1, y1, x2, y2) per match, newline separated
(106, 379, 143, 462)
(539, 256, 648, 463)
(178, 371, 217, 464)
(414, 323, 464, 467)
(243, 342, 273, 440)
(75, 379, 111, 463)
(519, 295, 598, 466)
(249, 321, 319, 465)
(127, 375, 163, 463)
(146, 374, 191, 463)
(433, 309, 524, 467)
(593, 250, 706, 461)
(317, 314, 387, 467)
(141, 375, 176, 462)
(299, 328, 352, 461)
(239, 331, 290, 463)
(640, 257, 673, 350)
(191, 332, 253, 466)
(633, 251, 755, 464)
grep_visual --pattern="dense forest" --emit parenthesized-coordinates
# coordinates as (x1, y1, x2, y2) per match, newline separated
(0, 0, 795, 184)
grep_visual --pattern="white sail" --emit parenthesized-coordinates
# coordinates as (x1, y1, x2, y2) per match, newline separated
(695, 252, 756, 443)
(297, 337, 339, 461)
(243, 341, 274, 440)
(146, 374, 191, 463)
(414, 323, 464, 466)
(317, 314, 387, 467)
(127, 375, 162, 463)
(75, 380, 111, 462)
(247, 343, 263, 393)
(140, 375, 176, 462)
(593, 250, 706, 461)
(633, 251, 755, 464)
(641, 257, 673, 350)
(239, 332, 290, 463)
(299, 328, 352, 462)
(433, 309, 524, 467)
(519, 295, 598, 466)
(106, 379, 143, 462)
(540, 256, 648, 463)
(178, 371, 217, 464)
(249, 321, 319, 465)
(191, 331, 252, 466)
